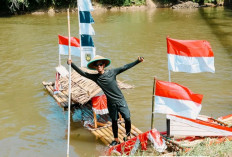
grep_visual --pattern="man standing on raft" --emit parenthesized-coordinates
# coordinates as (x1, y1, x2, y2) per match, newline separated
(68, 55, 144, 146)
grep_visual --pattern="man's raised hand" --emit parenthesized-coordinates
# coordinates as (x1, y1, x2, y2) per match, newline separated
(67, 59, 72, 65)
(138, 56, 144, 62)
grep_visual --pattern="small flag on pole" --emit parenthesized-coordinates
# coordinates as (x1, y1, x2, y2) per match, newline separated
(79, 10, 95, 35)
(81, 35, 94, 47)
(54, 72, 61, 94)
(58, 35, 80, 57)
(79, 11, 94, 23)
(78, 0, 94, 11)
(155, 80, 203, 119)
(79, 23, 95, 35)
(167, 37, 215, 73)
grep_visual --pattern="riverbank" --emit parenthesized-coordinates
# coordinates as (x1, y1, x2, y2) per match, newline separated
(31, 0, 155, 16)
(31, 5, 148, 16)
(133, 138, 232, 156)
(1, 0, 226, 17)
(30, 0, 224, 16)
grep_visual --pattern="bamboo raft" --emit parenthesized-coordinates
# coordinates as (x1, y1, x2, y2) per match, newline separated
(42, 81, 143, 146)
(42, 81, 232, 155)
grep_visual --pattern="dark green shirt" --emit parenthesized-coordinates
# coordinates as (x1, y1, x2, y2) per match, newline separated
(71, 59, 140, 104)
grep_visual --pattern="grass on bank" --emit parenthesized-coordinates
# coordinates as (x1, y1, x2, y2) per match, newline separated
(178, 138, 232, 156)
(110, 138, 232, 156)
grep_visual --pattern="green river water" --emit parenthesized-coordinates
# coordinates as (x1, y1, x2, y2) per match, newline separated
(0, 7, 231, 157)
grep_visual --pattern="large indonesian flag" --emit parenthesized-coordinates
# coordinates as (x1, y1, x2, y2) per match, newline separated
(58, 35, 80, 57)
(167, 37, 215, 73)
(155, 80, 203, 119)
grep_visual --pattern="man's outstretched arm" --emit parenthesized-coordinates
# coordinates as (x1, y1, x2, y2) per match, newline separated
(114, 56, 144, 75)
(67, 60, 95, 80)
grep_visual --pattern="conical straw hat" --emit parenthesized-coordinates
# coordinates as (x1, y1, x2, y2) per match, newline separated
(87, 55, 111, 70)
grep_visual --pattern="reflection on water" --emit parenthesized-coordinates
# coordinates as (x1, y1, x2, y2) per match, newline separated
(0, 7, 231, 156)
(199, 7, 232, 54)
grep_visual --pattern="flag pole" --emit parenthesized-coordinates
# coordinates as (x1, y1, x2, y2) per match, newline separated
(67, 8, 71, 157)
(166, 36, 171, 137)
(77, 0, 82, 67)
(58, 38, 61, 66)
(167, 36, 171, 82)
(151, 77, 157, 129)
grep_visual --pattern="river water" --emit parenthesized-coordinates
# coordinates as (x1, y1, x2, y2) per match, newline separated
(0, 7, 231, 157)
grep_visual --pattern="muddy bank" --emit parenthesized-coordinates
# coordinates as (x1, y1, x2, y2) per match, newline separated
(29, 0, 225, 16)
(171, 1, 223, 9)
(31, 0, 157, 16)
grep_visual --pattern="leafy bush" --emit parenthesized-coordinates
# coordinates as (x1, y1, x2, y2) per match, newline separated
(99, 0, 145, 6)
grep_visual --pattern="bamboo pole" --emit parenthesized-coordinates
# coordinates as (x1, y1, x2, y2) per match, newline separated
(93, 111, 97, 128)
(131, 124, 143, 134)
(100, 128, 115, 142)
(46, 85, 67, 107)
(151, 77, 156, 129)
(106, 127, 124, 143)
(91, 130, 109, 145)
(117, 123, 126, 134)
(95, 129, 111, 144)
(96, 122, 107, 127)
(121, 123, 138, 137)
(67, 8, 71, 157)
(84, 105, 108, 124)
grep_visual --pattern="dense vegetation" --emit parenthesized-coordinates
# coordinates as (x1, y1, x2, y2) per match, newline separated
(0, 0, 77, 15)
(99, 0, 145, 6)
(0, 0, 227, 16)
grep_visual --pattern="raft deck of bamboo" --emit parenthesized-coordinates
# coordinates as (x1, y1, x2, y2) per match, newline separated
(42, 81, 143, 146)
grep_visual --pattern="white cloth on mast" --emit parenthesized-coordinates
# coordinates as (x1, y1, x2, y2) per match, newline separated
(78, 0, 94, 11)
(79, 23, 95, 35)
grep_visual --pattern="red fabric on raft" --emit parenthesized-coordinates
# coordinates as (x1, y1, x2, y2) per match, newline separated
(91, 95, 108, 110)
(107, 129, 164, 155)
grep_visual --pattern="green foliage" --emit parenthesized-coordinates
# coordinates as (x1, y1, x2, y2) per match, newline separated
(154, 0, 178, 5)
(0, 0, 77, 15)
(100, 0, 127, 6)
(179, 138, 232, 156)
(99, 0, 145, 6)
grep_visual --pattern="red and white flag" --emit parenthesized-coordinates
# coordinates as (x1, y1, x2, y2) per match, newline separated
(54, 72, 61, 94)
(58, 35, 80, 57)
(167, 37, 215, 73)
(155, 80, 203, 119)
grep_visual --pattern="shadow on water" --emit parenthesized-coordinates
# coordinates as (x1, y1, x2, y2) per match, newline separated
(199, 7, 232, 55)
